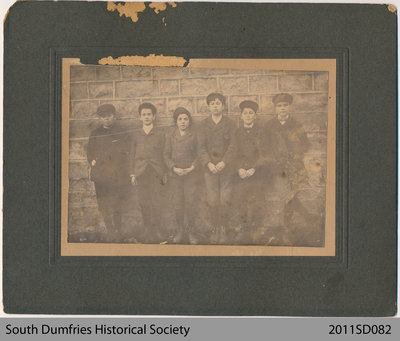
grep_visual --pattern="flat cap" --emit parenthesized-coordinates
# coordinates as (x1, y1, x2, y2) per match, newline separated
(272, 93, 293, 105)
(96, 104, 116, 116)
(239, 100, 259, 113)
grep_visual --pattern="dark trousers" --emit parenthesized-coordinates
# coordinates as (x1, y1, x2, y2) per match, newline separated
(235, 174, 265, 228)
(168, 172, 199, 243)
(136, 166, 165, 243)
(204, 171, 234, 239)
(94, 182, 125, 237)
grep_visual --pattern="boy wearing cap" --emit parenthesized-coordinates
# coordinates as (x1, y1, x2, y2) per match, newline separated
(129, 102, 167, 243)
(264, 93, 310, 233)
(87, 104, 130, 241)
(197, 92, 236, 242)
(163, 107, 199, 244)
(233, 100, 266, 242)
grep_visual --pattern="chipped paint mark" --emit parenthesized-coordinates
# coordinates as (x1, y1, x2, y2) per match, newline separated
(98, 54, 188, 67)
(149, 2, 177, 14)
(387, 4, 396, 13)
(107, 2, 178, 23)
(107, 2, 146, 23)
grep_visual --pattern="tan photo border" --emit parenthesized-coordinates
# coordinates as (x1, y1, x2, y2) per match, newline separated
(61, 57, 336, 256)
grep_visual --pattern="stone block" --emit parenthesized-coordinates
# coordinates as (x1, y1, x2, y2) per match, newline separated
(278, 73, 313, 91)
(99, 99, 141, 118)
(259, 94, 276, 115)
(95, 66, 121, 80)
(70, 83, 88, 100)
(69, 161, 89, 180)
(292, 93, 329, 112)
(115, 80, 159, 98)
(138, 97, 166, 116)
(69, 140, 88, 160)
(189, 68, 230, 76)
(219, 76, 248, 94)
(116, 118, 142, 132)
(70, 65, 96, 82)
(229, 95, 259, 113)
(249, 75, 277, 93)
(154, 116, 175, 128)
(230, 69, 265, 75)
(293, 113, 328, 132)
(195, 97, 210, 116)
(88, 82, 113, 99)
(180, 77, 218, 95)
(69, 119, 100, 139)
(70, 101, 99, 119)
(167, 97, 195, 116)
(152, 66, 189, 79)
(160, 79, 179, 96)
(68, 192, 98, 208)
(121, 66, 152, 79)
(314, 72, 329, 91)
(69, 179, 96, 193)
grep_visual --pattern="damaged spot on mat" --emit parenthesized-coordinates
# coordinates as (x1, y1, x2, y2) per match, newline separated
(98, 54, 188, 67)
(387, 4, 396, 14)
(149, 2, 177, 14)
(107, 2, 146, 23)
(107, 2, 178, 24)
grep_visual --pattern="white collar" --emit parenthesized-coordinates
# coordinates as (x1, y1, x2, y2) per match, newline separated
(243, 123, 254, 129)
(142, 124, 153, 135)
(211, 114, 222, 125)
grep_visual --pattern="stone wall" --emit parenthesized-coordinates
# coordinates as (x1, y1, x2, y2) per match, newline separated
(68, 65, 329, 245)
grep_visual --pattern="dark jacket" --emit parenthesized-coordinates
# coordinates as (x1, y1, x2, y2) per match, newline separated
(197, 115, 236, 169)
(264, 116, 310, 183)
(163, 127, 198, 172)
(129, 126, 166, 177)
(234, 120, 265, 171)
(87, 124, 130, 185)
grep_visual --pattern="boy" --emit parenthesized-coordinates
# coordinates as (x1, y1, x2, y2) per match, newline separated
(87, 104, 130, 242)
(264, 93, 311, 242)
(197, 92, 236, 242)
(163, 107, 198, 244)
(233, 100, 266, 243)
(129, 102, 167, 243)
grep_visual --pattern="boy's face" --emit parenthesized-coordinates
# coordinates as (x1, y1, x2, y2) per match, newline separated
(275, 101, 290, 122)
(139, 108, 155, 126)
(241, 108, 256, 126)
(176, 113, 190, 131)
(100, 113, 115, 128)
(208, 98, 224, 115)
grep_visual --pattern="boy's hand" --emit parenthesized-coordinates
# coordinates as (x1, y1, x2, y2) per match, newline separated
(216, 161, 225, 172)
(238, 168, 247, 179)
(91, 160, 96, 167)
(208, 162, 218, 174)
(173, 167, 185, 176)
(130, 175, 136, 185)
(183, 165, 195, 175)
(246, 168, 255, 177)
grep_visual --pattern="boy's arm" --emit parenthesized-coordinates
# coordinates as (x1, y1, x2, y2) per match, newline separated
(87, 133, 96, 166)
(128, 133, 136, 176)
(163, 132, 175, 171)
(297, 125, 310, 154)
(221, 120, 237, 166)
(197, 123, 212, 167)
(192, 132, 200, 169)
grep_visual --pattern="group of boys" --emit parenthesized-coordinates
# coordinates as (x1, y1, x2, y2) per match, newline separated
(87, 92, 310, 244)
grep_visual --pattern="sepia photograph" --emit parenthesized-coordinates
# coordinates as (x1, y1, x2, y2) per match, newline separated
(61, 58, 336, 256)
